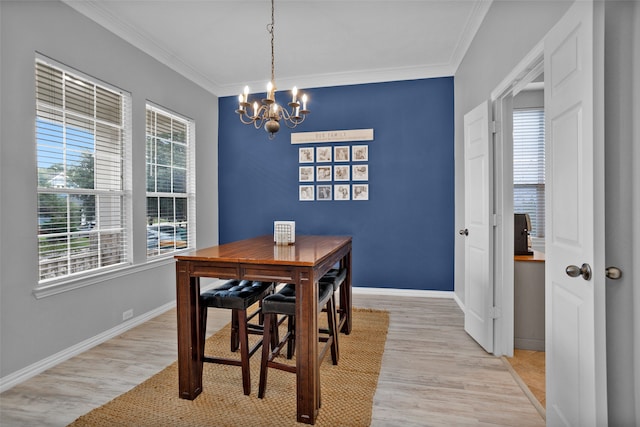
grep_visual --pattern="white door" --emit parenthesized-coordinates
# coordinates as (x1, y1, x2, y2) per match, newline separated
(463, 101, 493, 353)
(545, 1, 607, 425)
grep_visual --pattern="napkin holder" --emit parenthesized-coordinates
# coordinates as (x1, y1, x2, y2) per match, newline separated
(274, 221, 295, 245)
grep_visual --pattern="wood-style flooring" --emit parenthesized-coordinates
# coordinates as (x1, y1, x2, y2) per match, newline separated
(0, 293, 544, 426)
(505, 350, 546, 409)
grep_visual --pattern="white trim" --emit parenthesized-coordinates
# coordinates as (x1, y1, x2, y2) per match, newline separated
(33, 256, 180, 299)
(61, 0, 492, 97)
(4, 277, 226, 393)
(0, 301, 173, 393)
(491, 41, 544, 101)
(353, 287, 454, 299)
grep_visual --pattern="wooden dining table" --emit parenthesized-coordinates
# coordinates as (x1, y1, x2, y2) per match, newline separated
(174, 234, 352, 424)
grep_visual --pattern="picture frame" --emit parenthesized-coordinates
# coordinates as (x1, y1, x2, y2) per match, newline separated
(299, 166, 314, 182)
(299, 147, 314, 163)
(317, 185, 332, 200)
(334, 146, 350, 162)
(299, 185, 314, 201)
(352, 164, 368, 181)
(334, 184, 350, 201)
(334, 165, 350, 181)
(353, 184, 369, 200)
(316, 165, 332, 182)
(352, 145, 368, 162)
(316, 146, 332, 163)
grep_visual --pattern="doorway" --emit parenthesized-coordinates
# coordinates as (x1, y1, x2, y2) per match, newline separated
(490, 42, 546, 411)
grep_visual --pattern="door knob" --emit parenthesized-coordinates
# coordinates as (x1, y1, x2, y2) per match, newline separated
(606, 266, 622, 280)
(459, 229, 469, 236)
(565, 263, 592, 281)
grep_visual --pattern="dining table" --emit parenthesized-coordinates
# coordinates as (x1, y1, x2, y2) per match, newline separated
(174, 234, 352, 424)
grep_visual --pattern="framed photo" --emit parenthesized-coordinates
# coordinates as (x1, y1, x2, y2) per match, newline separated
(334, 146, 350, 162)
(334, 184, 350, 201)
(299, 147, 314, 163)
(299, 185, 314, 201)
(299, 166, 314, 182)
(352, 145, 368, 162)
(317, 185, 332, 201)
(352, 164, 368, 181)
(353, 184, 369, 200)
(316, 146, 332, 163)
(334, 165, 350, 181)
(316, 165, 332, 182)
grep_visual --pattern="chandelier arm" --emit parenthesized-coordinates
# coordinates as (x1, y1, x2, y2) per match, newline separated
(238, 112, 256, 125)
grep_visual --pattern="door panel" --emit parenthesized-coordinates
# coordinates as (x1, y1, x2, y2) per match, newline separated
(544, 0, 606, 425)
(463, 101, 493, 353)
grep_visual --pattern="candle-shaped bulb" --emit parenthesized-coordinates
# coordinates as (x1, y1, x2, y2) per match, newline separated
(253, 101, 259, 117)
(243, 85, 250, 103)
(267, 81, 274, 100)
(302, 94, 308, 111)
(292, 86, 298, 103)
(238, 94, 244, 110)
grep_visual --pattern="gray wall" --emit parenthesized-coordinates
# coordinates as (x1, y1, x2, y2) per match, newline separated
(453, 0, 571, 306)
(455, 1, 639, 423)
(0, 1, 218, 378)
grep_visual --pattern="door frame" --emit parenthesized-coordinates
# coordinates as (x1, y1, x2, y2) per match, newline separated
(490, 41, 544, 357)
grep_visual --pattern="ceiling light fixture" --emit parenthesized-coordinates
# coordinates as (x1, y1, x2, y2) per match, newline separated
(235, 0, 310, 139)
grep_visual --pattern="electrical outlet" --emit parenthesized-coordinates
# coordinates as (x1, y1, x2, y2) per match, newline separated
(122, 309, 133, 321)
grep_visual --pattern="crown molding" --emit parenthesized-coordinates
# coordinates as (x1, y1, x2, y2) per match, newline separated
(63, 0, 489, 97)
(62, 0, 224, 95)
(450, 0, 493, 73)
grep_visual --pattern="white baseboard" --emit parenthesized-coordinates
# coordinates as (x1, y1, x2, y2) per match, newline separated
(353, 286, 454, 299)
(0, 301, 175, 393)
(1, 282, 449, 393)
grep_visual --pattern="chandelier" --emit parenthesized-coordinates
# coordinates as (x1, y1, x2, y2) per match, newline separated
(235, 0, 310, 139)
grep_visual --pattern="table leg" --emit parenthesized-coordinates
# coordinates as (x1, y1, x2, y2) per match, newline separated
(176, 262, 203, 400)
(296, 269, 319, 424)
(340, 251, 353, 334)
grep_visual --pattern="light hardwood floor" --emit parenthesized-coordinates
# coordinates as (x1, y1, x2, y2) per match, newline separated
(0, 293, 544, 426)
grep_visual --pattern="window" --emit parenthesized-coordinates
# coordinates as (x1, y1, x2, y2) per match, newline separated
(36, 58, 131, 283)
(145, 105, 195, 257)
(513, 107, 545, 238)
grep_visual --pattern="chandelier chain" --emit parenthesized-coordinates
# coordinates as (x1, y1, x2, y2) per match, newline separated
(269, 0, 275, 84)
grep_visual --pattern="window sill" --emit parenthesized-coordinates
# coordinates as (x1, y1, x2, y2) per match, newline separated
(33, 257, 176, 299)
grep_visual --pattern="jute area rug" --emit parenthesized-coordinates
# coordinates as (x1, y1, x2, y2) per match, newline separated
(68, 308, 389, 427)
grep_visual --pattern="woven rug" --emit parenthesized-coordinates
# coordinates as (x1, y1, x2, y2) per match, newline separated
(68, 308, 389, 427)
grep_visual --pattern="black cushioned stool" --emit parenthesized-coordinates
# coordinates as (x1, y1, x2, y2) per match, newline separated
(258, 281, 339, 399)
(319, 268, 348, 333)
(199, 280, 275, 395)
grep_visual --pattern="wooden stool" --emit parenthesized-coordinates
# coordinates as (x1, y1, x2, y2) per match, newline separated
(199, 280, 275, 395)
(257, 281, 339, 399)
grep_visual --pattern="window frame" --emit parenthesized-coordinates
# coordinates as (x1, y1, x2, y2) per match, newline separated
(145, 103, 196, 258)
(35, 55, 133, 291)
(513, 106, 545, 245)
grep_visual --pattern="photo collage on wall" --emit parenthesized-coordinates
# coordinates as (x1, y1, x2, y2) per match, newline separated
(298, 144, 369, 201)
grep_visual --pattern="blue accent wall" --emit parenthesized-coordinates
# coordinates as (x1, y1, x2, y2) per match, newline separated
(218, 78, 454, 291)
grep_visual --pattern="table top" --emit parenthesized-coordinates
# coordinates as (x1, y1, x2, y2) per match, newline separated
(174, 235, 352, 266)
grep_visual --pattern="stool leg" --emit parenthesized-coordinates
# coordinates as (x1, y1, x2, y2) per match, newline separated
(230, 310, 240, 352)
(236, 309, 251, 395)
(286, 315, 295, 359)
(200, 305, 208, 358)
(327, 294, 339, 365)
(258, 313, 274, 398)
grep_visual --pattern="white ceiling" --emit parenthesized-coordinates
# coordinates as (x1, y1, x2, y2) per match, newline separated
(64, 0, 493, 97)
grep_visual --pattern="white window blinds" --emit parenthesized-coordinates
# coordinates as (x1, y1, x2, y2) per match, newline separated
(36, 58, 131, 283)
(513, 107, 545, 238)
(145, 104, 195, 257)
